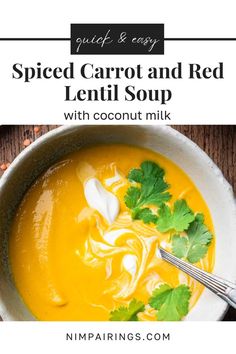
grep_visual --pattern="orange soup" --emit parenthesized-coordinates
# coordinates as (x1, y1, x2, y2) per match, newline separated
(9, 144, 214, 320)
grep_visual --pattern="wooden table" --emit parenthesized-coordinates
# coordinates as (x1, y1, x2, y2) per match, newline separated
(0, 125, 235, 320)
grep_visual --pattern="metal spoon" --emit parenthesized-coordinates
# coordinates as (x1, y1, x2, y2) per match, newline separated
(159, 247, 236, 309)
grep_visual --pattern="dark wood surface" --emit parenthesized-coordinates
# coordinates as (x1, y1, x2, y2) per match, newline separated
(0, 125, 235, 320)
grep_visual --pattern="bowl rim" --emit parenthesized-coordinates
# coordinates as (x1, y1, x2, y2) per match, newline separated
(0, 124, 235, 321)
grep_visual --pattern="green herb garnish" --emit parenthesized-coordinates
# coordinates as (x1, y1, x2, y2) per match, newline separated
(172, 214, 213, 263)
(132, 207, 158, 224)
(125, 161, 213, 264)
(109, 299, 145, 321)
(114, 160, 214, 322)
(125, 161, 171, 224)
(156, 199, 195, 233)
(109, 284, 191, 322)
(149, 284, 191, 321)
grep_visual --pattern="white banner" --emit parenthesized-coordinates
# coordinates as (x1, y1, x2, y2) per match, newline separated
(0, 1, 236, 124)
(0, 41, 235, 125)
(0, 321, 235, 353)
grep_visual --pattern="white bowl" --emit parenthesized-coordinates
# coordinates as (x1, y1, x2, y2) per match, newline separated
(0, 125, 235, 320)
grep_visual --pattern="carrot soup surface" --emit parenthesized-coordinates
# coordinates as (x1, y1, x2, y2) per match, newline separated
(9, 144, 214, 320)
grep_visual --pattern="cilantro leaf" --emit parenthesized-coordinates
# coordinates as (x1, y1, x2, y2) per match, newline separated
(149, 284, 191, 321)
(127, 161, 171, 208)
(171, 235, 188, 259)
(128, 161, 165, 183)
(109, 299, 145, 321)
(125, 161, 171, 224)
(172, 216, 213, 263)
(156, 199, 195, 232)
(128, 168, 144, 183)
(133, 207, 158, 224)
(124, 187, 141, 209)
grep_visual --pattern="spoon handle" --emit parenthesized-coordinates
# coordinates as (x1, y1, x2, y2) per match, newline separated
(159, 248, 236, 309)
